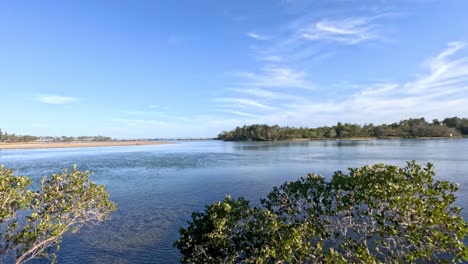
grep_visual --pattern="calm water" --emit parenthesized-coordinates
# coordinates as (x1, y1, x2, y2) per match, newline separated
(1, 139, 467, 263)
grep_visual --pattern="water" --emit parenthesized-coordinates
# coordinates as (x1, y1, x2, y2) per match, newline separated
(1, 139, 467, 263)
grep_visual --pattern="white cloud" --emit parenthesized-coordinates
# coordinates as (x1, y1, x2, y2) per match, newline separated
(219, 110, 258, 118)
(246, 32, 269, 40)
(250, 12, 396, 66)
(212, 7, 460, 132)
(405, 41, 468, 95)
(216, 11, 468, 129)
(259, 55, 283, 62)
(218, 42, 468, 128)
(228, 87, 304, 101)
(105, 41, 468, 138)
(359, 83, 399, 96)
(228, 88, 277, 99)
(219, 12, 396, 122)
(214, 97, 274, 109)
(37, 95, 79, 105)
(300, 14, 393, 44)
(298, 42, 468, 123)
(233, 66, 313, 89)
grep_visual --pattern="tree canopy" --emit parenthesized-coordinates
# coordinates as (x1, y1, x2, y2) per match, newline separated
(217, 117, 468, 141)
(0, 166, 116, 264)
(0, 129, 112, 143)
(175, 162, 468, 263)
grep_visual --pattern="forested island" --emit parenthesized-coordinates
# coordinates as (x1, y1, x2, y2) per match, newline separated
(217, 117, 468, 141)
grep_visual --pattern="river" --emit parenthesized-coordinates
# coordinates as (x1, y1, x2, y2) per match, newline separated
(1, 139, 467, 263)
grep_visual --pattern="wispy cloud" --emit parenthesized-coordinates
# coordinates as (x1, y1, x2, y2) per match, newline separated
(405, 41, 468, 95)
(219, 110, 258, 118)
(228, 87, 304, 101)
(104, 43, 468, 137)
(214, 97, 274, 109)
(37, 95, 79, 105)
(228, 88, 277, 99)
(252, 12, 398, 65)
(299, 13, 396, 44)
(287, 42, 468, 124)
(217, 42, 468, 127)
(233, 66, 313, 89)
(214, 8, 401, 125)
(246, 32, 269, 40)
(216, 11, 398, 121)
(258, 55, 283, 62)
(359, 83, 399, 96)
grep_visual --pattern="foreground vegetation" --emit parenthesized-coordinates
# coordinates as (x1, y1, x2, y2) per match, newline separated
(0, 166, 116, 263)
(176, 162, 467, 263)
(218, 117, 468, 141)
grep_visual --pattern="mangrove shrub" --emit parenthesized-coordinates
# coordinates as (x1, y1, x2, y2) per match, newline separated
(175, 162, 467, 263)
(0, 166, 116, 264)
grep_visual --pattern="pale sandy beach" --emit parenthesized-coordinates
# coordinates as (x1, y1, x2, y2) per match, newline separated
(0, 141, 171, 150)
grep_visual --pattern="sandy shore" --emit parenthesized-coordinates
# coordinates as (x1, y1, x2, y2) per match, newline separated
(0, 141, 171, 150)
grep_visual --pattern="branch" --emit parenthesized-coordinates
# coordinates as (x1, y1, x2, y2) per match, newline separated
(15, 236, 57, 264)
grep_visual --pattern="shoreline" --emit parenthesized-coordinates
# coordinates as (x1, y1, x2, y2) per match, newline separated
(219, 136, 465, 142)
(0, 141, 172, 150)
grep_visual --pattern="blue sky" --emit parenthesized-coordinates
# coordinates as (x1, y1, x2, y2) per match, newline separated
(1, 0, 468, 138)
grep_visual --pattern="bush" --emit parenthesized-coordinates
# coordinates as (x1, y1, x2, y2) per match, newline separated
(175, 162, 468, 263)
(0, 165, 116, 264)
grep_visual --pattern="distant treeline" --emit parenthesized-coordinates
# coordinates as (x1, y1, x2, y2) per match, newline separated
(217, 117, 468, 141)
(0, 129, 112, 143)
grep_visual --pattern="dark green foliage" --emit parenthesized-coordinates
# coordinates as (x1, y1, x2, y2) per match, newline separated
(443, 117, 468, 135)
(217, 117, 466, 141)
(0, 166, 116, 264)
(176, 162, 468, 263)
(176, 197, 252, 263)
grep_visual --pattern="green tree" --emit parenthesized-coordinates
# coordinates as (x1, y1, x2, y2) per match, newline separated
(443, 117, 468, 135)
(0, 165, 116, 264)
(326, 128, 337, 138)
(217, 117, 468, 141)
(176, 162, 468, 263)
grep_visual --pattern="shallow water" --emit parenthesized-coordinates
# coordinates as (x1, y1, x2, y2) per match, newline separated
(1, 139, 467, 263)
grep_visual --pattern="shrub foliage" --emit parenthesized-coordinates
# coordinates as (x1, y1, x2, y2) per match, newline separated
(0, 166, 116, 264)
(175, 162, 468, 263)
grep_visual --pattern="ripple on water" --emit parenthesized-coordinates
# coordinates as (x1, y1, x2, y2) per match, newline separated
(5, 139, 467, 263)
